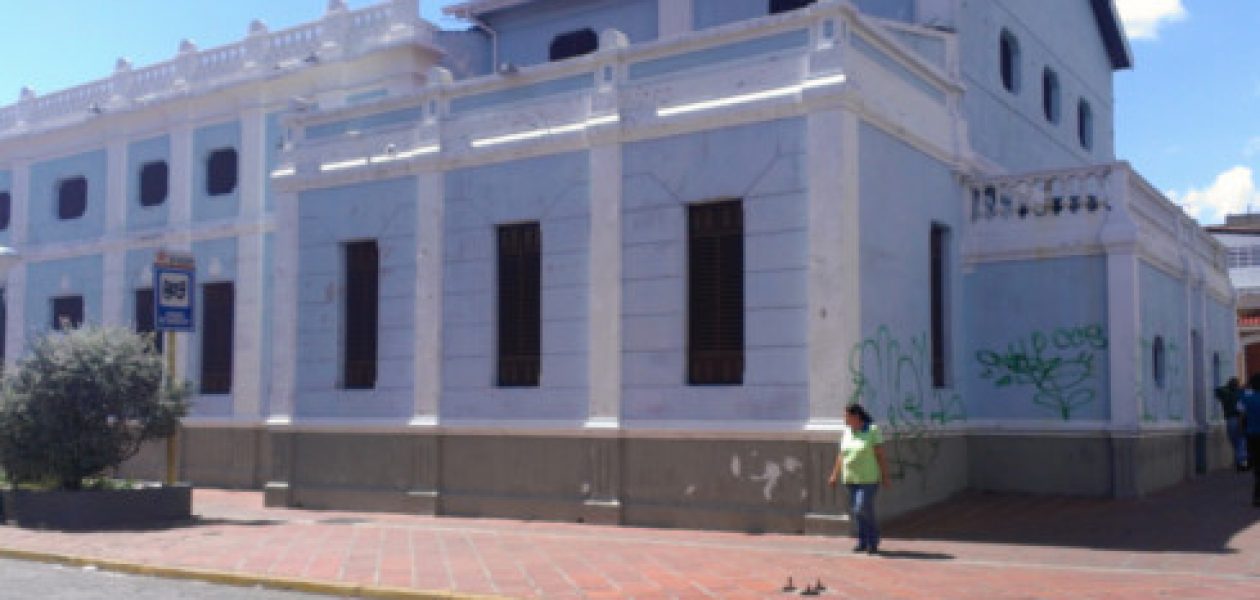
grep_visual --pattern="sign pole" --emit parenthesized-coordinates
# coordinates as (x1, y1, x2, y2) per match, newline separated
(165, 330, 179, 485)
(155, 249, 195, 487)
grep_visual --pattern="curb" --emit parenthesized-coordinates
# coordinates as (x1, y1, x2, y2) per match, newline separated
(0, 546, 503, 599)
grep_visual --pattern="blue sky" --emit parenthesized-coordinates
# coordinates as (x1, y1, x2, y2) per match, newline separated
(0, 1, 1248, 224)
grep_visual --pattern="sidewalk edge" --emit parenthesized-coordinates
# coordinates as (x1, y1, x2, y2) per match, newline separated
(0, 545, 501, 600)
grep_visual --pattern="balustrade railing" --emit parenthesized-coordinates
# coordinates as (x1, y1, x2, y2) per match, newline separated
(0, 0, 429, 137)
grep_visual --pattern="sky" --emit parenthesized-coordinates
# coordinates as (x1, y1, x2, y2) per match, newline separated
(0, 1, 1250, 225)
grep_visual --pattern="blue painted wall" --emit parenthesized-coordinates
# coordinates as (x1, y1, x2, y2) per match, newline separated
(443, 152, 590, 422)
(192, 120, 242, 223)
(127, 135, 171, 232)
(693, 0, 765, 30)
(437, 29, 492, 79)
(856, 123, 968, 427)
(964, 256, 1110, 422)
(24, 255, 104, 337)
(1138, 261, 1188, 423)
(620, 118, 808, 423)
(485, 0, 658, 68)
(28, 150, 107, 245)
(296, 176, 417, 420)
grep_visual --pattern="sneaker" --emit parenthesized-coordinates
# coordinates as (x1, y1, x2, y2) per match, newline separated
(852, 544, 868, 553)
(867, 544, 879, 555)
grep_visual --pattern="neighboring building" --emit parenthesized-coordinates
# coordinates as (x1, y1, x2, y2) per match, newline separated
(0, 0, 1236, 532)
(1207, 214, 1260, 378)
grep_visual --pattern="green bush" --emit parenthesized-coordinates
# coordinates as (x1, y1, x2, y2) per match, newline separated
(0, 326, 188, 490)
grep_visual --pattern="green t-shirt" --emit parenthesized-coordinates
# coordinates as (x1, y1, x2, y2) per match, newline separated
(840, 425, 884, 484)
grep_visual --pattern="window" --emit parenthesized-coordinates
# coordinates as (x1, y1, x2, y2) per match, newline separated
(930, 224, 950, 388)
(206, 148, 238, 196)
(770, 0, 816, 14)
(1213, 352, 1222, 389)
(57, 176, 87, 220)
(1042, 68, 1060, 123)
(200, 282, 234, 394)
(1000, 29, 1021, 93)
(51, 295, 83, 330)
(1152, 335, 1166, 389)
(134, 288, 163, 353)
(343, 241, 379, 389)
(497, 223, 541, 387)
(0, 191, 10, 230)
(548, 28, 598, 62)
(139, 161, 168, 207)
(688, 200, 744, 385)
(1077, 100, 1094, 150)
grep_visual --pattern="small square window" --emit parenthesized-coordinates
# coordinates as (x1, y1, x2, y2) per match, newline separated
(57, 177, 87, 220)
(140, 161, 168, 207)
(0, 191, 10, 231)
(52, 295, 84, 330)
(548, 29, 598, 62)
(206, 148, 238, 196)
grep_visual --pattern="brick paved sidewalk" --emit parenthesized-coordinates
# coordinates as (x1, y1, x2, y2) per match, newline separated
(1, 471, 1259, 599)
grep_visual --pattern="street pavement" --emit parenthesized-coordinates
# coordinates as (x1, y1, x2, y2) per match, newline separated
(0, 557, 323, 599)
(0, 471, 1258, 598)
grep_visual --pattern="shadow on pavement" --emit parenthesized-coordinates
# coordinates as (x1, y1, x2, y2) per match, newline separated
(882, 471, 1259, 554)
(873, 550, 954, 560)
(2, 515, 286, 533)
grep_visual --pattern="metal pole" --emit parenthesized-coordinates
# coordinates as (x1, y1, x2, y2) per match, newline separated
(165, 330, 179, 485)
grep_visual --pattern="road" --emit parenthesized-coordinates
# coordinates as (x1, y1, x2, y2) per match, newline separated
(0, 558, 330, 600)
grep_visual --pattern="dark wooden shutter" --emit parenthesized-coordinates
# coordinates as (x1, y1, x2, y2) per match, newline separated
(200, 282, 234, 394)
(0, 290, 6, 367)
(930, 224, 948, 388)
(51, 296, 84, 330)
(548, 28, 598, 61)
(57, 177, 87, 220)
(688, 201, 744, 385)
(497, 223, 541, 387)
(206, 148, 238, 196)
(135, 288, 164, 353)
(770, 0, 816, 14)
(344, 241, 379, 389)
(0, 191, 10, 230)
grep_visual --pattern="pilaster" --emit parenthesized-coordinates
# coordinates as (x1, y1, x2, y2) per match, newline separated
(413, 169, 443, 426)
(586, 142, 622, 428)
(267, 189, 300, 424)
(233, 107, 268, 420)
(805, 108, 859, 429)
(102, 138, 128, 326)
(1102, 167, 1139, 498)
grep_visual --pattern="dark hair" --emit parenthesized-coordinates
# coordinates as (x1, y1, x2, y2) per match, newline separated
(1250, 374, 1260, 392)
(1228, 377, 1240, 389)
(845, 404, 873, 427)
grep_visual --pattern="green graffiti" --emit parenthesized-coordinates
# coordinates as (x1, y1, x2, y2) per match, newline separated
(975, 325, 1107, 421)
(848, 326, 966, 483)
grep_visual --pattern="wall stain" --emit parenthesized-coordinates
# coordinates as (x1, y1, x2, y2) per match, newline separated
(975, 325, 1107, 421)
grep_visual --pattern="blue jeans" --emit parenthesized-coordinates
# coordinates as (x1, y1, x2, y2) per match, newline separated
(1227, 417, 1249, 467)
(846, 483, 880, 549)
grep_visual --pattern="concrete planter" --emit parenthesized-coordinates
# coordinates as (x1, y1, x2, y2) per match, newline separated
(0, 484, 192, 530)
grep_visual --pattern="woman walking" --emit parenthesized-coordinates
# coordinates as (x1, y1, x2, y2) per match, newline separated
(828, 404, 891, 554)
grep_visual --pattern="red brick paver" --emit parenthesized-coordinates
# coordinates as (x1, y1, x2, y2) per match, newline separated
(2, 472, 1259, 598)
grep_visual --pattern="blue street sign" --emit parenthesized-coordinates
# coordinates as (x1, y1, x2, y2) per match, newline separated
(154, 265, 196, 332)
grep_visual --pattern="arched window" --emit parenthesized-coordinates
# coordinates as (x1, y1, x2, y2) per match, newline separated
(1078, 99, 1094, 150)
(1152, 336, 1166, 389)
(549, 28, 598, 62)
(1042, 68, 1060, 123)
(1000, 30, 1021, 93)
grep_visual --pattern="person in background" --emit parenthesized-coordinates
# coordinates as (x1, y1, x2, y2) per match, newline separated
(828, 403, 891, 554)
(1216, 377, 1248, 471)
(1240, 375, 1260, 507)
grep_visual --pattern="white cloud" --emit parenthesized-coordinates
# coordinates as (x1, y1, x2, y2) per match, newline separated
(1115, 0, 1187, 40)
(1169, 166, 1260, 224)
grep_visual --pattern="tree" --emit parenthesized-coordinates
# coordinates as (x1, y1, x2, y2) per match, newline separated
(0, 326, 188, 490)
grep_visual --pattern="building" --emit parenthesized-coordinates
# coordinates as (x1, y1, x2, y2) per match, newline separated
(0, 0, 1236, 532)
(1207, 214, 1260, 378)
